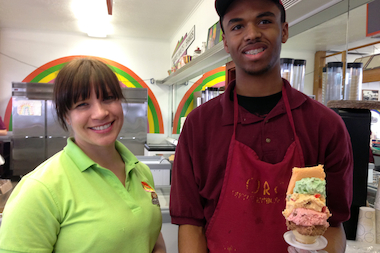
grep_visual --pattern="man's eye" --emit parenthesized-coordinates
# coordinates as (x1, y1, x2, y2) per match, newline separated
(259, 20, 272, 25)
(232, 24, 243, 31)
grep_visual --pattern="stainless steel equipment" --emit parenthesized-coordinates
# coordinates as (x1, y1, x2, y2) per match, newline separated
(12, 82, 58, 176)
(118, 88, 148, 155)
(11, 82, 148, 176)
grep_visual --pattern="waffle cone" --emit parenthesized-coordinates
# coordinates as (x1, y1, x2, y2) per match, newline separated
(292, 230, 319, 244)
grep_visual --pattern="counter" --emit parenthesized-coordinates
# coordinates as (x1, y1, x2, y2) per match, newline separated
(346, 240, 380, 252)
(156, 185, 171, 223)
(327, 100, 380, 240)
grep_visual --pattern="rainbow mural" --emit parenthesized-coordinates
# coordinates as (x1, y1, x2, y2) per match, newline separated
(4, 56, 164, 134)
(172, 66, 226, 134)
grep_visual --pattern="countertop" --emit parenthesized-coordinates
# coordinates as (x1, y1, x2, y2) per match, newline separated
(327, 100, 380, 110)
(346, 240, 380, 252)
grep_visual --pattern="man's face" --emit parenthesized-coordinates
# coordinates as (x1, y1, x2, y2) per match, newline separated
(222, 0, 288, 76)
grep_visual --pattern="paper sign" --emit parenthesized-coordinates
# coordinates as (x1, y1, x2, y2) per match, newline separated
(16, 100, 42, 116)
(172, 26, 195, 66)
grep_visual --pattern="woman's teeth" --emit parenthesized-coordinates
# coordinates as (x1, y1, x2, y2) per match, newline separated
(92, 123, 111, 130)
(245, 48, 264, 55)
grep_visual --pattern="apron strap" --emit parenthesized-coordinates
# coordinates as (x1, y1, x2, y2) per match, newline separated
(282, 85, 297, 140)
(282, 85, 305, 166)
(233, 87, 239, 138)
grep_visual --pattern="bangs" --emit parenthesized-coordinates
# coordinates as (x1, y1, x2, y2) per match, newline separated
(67, 60, 124, 108)
(54, 57, 124, 131)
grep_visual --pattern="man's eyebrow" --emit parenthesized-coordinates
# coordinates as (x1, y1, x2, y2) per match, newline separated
(226, 11, 277, 27)
(257, 11, 276, 19)
(226, 18, 243, 27)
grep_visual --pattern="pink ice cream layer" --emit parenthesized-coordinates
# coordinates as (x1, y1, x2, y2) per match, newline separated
(287, 208, 329, 227)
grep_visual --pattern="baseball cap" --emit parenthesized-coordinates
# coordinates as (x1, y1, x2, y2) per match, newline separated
(215, 0, 286, 21)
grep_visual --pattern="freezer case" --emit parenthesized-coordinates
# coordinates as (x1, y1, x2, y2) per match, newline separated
(12, 96, 46, 176)
(46, 100, 69, 158)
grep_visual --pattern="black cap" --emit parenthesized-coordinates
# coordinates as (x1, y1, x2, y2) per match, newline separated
(280, 58, 294, 65)
(215, 0, 285, 20)
(347, 62, 363, 69)
(294, 59, 306, 66)
(327, 62, 343, 68)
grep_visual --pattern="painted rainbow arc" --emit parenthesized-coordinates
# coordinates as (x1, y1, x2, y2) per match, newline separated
(4, 56, 164, 134)
(172, 66, 226, 134)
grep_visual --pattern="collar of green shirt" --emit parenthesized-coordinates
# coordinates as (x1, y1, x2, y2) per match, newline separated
(64, 137, 140, 174)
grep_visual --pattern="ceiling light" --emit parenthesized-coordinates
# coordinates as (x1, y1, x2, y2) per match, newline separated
(71, 0, 113, 37)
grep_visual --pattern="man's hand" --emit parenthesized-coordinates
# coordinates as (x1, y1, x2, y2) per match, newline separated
(288, 246, 328, 253)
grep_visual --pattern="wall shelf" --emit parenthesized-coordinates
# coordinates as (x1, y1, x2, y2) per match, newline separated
(156, 41, 231, 86)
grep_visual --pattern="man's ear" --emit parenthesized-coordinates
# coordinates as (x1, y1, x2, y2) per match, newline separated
(281, 22, 289, 44)
(223, 34, 230, 54)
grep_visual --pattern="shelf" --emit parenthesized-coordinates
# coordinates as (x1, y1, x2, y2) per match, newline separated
(327, 100, 380, 110)
(363, 68, 380, 83)
(156, 41, 232, 86)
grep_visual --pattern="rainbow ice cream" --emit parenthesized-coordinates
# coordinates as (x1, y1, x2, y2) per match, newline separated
(283, 165, 331, 244)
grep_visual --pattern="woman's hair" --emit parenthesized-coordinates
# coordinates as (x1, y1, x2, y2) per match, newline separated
(53, 57, 124, 131)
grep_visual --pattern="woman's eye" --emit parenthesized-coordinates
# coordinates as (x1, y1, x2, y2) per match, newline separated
(75, 102, 88, 108)
(104, 95, 116, 101)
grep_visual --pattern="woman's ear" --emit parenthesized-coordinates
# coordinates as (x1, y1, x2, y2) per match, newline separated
(65, 116, 71, 126)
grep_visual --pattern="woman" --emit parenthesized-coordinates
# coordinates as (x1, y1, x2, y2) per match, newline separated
(0, 116, 7, 136)
(0, 58, 166, 252)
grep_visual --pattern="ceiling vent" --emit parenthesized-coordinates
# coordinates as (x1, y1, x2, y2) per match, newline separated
(282, 0, 303, 10)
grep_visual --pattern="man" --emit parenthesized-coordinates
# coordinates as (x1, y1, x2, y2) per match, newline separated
(170, 0, 353, 252)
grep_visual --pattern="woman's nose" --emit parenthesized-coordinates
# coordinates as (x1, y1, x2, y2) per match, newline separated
(92, 102, 109, 119)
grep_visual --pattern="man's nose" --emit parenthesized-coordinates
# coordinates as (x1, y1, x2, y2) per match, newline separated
(244, 23, 261, 41)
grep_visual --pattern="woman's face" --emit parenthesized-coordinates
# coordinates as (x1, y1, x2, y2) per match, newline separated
(65, 87, 123, 152)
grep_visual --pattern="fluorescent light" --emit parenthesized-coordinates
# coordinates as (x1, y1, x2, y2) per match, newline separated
(71, 0, 113, 37)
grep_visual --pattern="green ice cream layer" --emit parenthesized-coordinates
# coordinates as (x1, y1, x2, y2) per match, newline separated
(293, 178, 326, 197)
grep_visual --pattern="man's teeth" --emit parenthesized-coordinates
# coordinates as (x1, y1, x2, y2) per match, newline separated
(245, 48, 264, 55)
(92, 123, 111, 130)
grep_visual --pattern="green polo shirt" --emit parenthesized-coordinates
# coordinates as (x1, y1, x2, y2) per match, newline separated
(0, 138, 162, 253)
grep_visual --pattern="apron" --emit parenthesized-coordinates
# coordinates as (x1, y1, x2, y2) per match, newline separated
(205, 84, 305, 252)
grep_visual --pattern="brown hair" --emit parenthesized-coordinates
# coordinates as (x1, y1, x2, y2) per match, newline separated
(53, 57, 124, 131)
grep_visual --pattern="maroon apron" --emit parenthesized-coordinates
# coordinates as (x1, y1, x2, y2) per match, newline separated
(205, 85, 304, 252)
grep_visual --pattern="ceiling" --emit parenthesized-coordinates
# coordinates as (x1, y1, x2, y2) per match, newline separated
(0, 0, 378, 52)
(0, 0, 203, 41)
(284, 3, 380, 55)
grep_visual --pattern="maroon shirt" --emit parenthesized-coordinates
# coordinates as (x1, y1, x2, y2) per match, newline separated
(170, 79, 353, 229)
(0, 117, 6, 130)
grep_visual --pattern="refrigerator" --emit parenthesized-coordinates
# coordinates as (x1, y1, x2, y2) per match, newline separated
(11, 82, 61, 176)
(11, 82, 148, 176)
(118, 87, 148, 155)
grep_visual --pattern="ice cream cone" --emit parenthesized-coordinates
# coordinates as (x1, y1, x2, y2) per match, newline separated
(283, 165, 331, 246)
(292, 230, 319, 244)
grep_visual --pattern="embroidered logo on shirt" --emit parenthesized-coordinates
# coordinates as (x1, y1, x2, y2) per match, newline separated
(142, 181, 154, 192)
(141, 182, 160, 207)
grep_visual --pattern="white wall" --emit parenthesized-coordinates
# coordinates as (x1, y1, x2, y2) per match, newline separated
(0, 28, 172, 141)
(169, 0, 219, 65)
